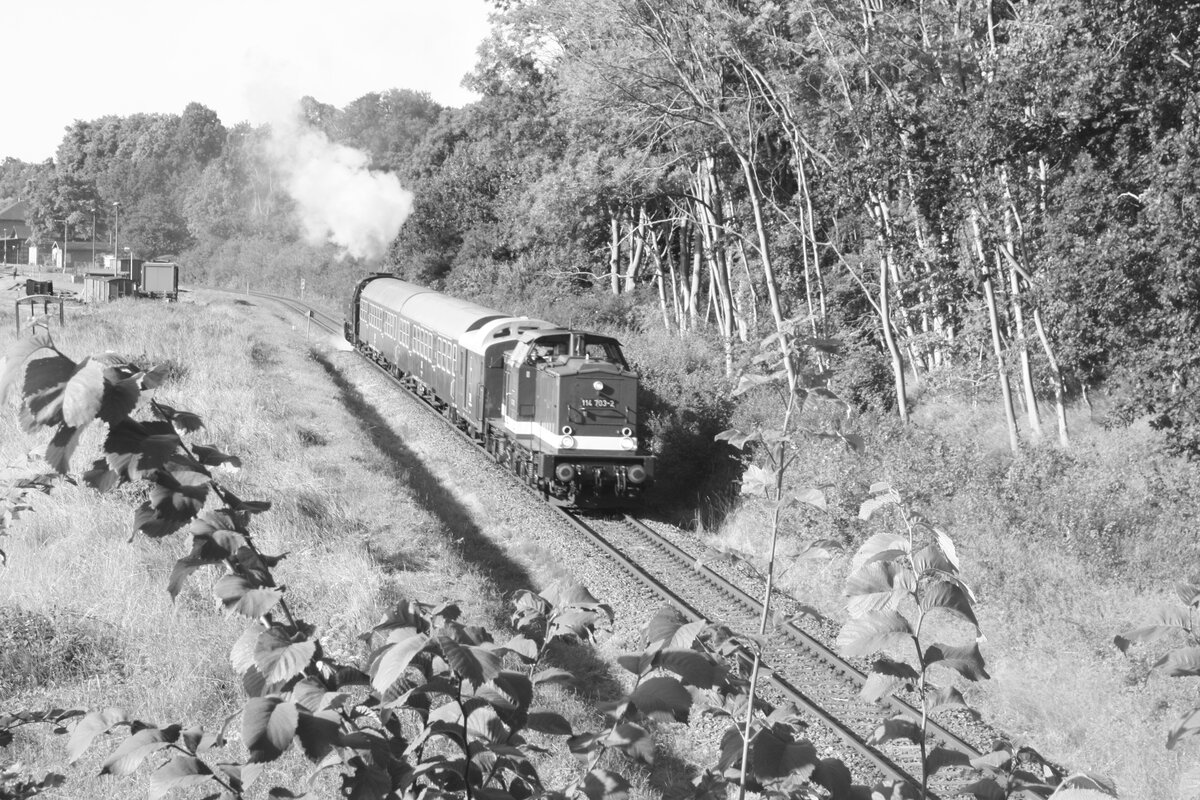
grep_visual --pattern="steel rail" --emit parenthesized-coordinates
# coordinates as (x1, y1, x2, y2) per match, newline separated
(553, 508, 924, 791)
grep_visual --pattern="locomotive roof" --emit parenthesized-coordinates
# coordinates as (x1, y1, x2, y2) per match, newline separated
(361, 276, 507, 336)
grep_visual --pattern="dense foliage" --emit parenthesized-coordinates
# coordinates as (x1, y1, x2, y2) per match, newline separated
(3, 0, 1200, 460)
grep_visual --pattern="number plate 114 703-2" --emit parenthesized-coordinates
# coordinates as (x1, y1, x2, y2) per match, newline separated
(581, 398, 616, 408)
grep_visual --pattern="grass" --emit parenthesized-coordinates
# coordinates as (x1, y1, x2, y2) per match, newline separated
(0, 286, 531, 796)
(703, 385, 1200, 799)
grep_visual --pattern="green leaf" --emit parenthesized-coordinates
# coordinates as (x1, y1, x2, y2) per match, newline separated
(731, 373, 777, 397)
(643, 607, 703, 650)
(168, 535, 233, 601)
(653, 649, 725, 689)
(1053, 772, 1118, 797)
(500, 634, 538, 662)
(858, 488, 900, 520)
(924, 642, 990, 681)
(788, 487, 827, 511)
(714, 428, 757, 449)
(0, 334, 55, 404)
(911, 543, 956, 576)
(604, 722, 654, 763)
(1177, 583, 1200, 607)
(67, 708, 128, 763)
(618, 653, 652, 677)
(867, 716, 922, 746)
(740, 464, 775, 496)
(580, 769, 630, 800)
(1154, 646, 1200, 677)
(214, 575, 282, 619)
(438, 635, 502, 687)
(98, 374, 141, 425)
(1115, 605, 1192, 652)
(62, 357, 105, 428)
(927, 685, 977, 716)
(926, 746, 972, 777)
(812, 757, 853, 799)
(21, 353, 77, 430)
(532, 667, 573, 687)
(628, 675, 692, 722)
(851, 532, 910, 571)
(844, 561, 906, 615)
(370, 629, 429, 693)
(255, 628, 318, 684)
(1168, 707, 1200, 749)
(295, 709, 340, 762)
(933, 527, 960, 570)
(230, 623, 266, 674)
(797, 539, 843, 560)
(466, 703, 508, 744)
(192, 445, 242, 470)
(920, 579, 980, 631)
(242, 697, 299, 762)
(526, 711, 573, 736)
(861, 657, 919, 702)
(45, 424, 84, 474)
(839, 432, 866, 453)
(148, 755, 214, 800)
(749, 725, 818, 779)
(475, 671, 534, 715)
(101, 724, 180, 776)
(146, 469, 210, 523)
(837, 611, 914, 658)
(959, 777, 1009, 799)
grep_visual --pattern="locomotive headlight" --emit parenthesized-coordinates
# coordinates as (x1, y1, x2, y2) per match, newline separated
(593, 381, 605, 392)
(628, 465, 647, 484)
(556, 463, 576, 482)
(620, 427, 633, 437)
(561, 425, 573, 435)
(620, 436, 635, 451)
(561, 435, 576, 449)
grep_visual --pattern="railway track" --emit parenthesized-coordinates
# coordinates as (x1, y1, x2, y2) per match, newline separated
(250, 290, 985, 796)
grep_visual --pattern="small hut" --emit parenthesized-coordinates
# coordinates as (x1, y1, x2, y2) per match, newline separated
(82, 274, 135, 303)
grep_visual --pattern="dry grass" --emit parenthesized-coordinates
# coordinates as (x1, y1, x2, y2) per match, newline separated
(0, 287, 533, 796)
(707, 392, 1200, 799)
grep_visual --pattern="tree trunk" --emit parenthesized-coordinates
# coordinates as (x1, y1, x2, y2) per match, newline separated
(608, 205, 620, 295)
(971, 212, 1020, 453)
(867, 191, 910, 423)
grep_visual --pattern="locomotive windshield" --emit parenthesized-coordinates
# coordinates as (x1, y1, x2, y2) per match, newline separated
(513, 333, 629, 369)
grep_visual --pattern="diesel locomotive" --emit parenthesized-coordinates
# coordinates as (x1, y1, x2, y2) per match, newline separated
(345, 274, 653, 507)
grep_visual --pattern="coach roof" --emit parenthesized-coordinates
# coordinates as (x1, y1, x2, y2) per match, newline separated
(360, 276, 506, 338)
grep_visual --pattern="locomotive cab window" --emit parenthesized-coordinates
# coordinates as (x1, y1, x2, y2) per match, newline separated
(523, 335, 571, 365)
(582, 337, 628, 369)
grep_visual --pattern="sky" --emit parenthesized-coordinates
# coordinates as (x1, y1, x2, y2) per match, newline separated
(2, 0, 494, 163)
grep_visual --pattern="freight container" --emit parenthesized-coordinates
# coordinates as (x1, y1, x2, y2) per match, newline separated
(141, 261, 179, 300)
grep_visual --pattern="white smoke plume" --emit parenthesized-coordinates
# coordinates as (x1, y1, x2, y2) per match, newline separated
(264, 105, 413, 262)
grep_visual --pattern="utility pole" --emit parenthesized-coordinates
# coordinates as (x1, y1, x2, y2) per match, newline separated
(112, 201, 120, 276)
(91, 206, 97, 270)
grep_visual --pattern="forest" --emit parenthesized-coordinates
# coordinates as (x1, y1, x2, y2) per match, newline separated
(2, 0, 1199, 460)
